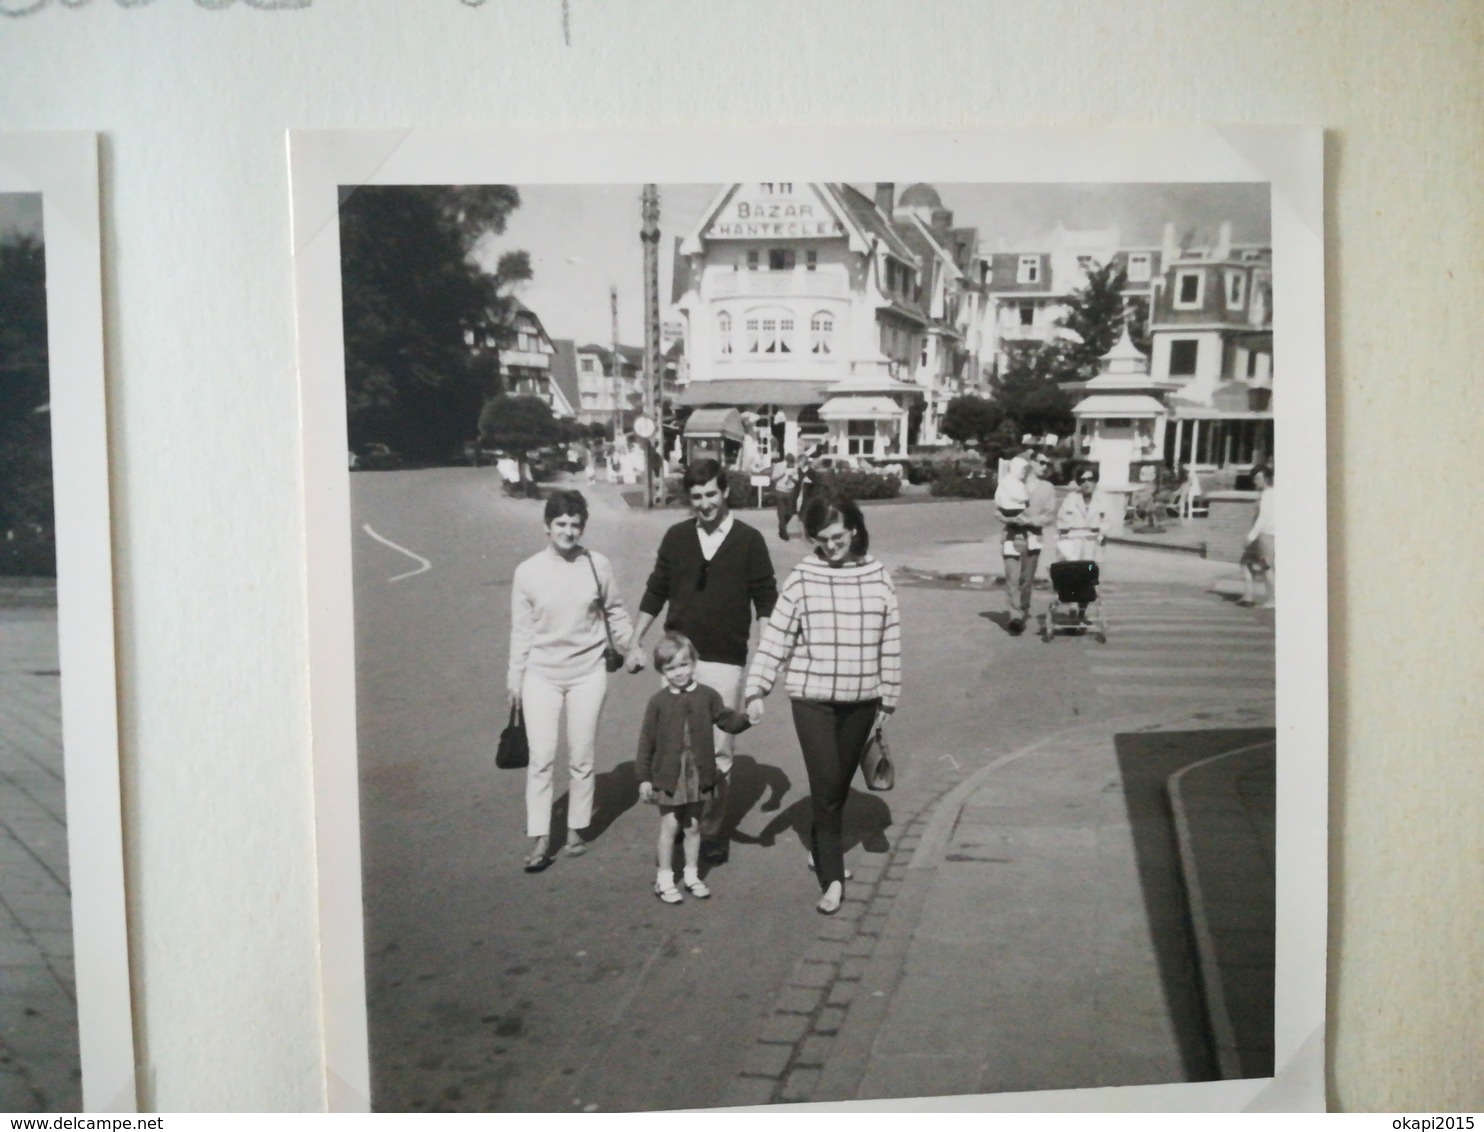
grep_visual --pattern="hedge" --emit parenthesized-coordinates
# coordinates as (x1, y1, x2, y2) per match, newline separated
(930, 470, 998, 499)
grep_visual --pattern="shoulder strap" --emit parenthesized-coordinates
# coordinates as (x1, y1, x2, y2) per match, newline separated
(584, 552, 619, 649)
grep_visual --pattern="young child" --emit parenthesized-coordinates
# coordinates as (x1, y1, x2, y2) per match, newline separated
(636, 632, 751, 903)
(994, 455, 1032, 556)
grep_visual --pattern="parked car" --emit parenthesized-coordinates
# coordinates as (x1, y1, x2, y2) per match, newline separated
(350, 442, 404, 471)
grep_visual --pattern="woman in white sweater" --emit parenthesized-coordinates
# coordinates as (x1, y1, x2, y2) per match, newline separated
(508, 490, 635, 870)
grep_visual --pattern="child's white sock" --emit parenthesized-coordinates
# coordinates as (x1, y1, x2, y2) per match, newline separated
(656, 867, 674, 888)
(682, 866, 701, 885)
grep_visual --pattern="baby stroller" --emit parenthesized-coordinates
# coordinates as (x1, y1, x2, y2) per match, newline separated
(1043, 559, 1108, 643)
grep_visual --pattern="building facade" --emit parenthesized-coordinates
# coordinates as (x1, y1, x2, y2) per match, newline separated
(489, 301, 575, 417)
(674, 182, 983, 463)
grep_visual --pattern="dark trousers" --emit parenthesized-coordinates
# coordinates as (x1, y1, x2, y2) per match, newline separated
(790, 698, 881, 890)
(1002, 529, 1041, 619)
(774, 490, 796, 537)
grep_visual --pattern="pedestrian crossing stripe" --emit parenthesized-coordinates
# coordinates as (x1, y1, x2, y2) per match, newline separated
(1090, 665, 1273, 679)
(1094, 685, 1276, 700)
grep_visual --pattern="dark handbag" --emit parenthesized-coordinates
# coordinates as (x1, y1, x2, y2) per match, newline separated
(495, 705, 529, 769)
(860, 724, 895, 792)
(584, 551, 626, 673)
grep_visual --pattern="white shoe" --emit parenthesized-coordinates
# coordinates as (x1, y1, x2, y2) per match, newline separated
(682, 874, 711, 899)
(653, 879, 683, 904)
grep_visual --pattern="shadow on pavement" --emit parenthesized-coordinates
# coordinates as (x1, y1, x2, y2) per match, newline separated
(733, 787, 893, 861)
(716, 754, 791, 839)
(1114, 726, 1276, 1083)
(580, 761, 640, 842)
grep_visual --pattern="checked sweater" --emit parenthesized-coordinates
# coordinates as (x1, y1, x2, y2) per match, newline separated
(745, 554, 902, 710)
(638, 519, 778, 667)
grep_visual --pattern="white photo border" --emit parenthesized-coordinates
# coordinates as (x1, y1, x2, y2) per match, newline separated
(290, 126, 1327, 1113)
(0, 131, 137, 1113)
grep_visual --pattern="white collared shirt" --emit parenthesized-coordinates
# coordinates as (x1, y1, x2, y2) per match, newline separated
(696, 512, 734, 561)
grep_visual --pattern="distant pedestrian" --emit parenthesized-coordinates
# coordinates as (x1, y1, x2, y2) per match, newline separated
(1001, 450, 1057, 634)
(626, 458, 778, 866)
(636, 633, 752, 904)
(1239, 465, 1276, 607)
(507, 490, 637, 872)
(771, 453, 799, 540)
(1056, 469, 1111, 622)
(745, 493, 902, 916)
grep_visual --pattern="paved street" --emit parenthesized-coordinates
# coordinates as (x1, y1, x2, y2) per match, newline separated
(0, 589, 81, 1112)
(351, 468, 1275, 1111)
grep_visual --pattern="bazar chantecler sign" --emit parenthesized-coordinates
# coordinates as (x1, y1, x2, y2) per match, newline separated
(706, 191, 846, 239)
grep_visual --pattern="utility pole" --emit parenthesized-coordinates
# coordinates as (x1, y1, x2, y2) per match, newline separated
(609, 285, 621, 448)
(640, 183, 662, 508)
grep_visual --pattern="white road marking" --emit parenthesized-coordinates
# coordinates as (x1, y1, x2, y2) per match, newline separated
(361, 523, 432, 582)
(939, 753, 960, 769)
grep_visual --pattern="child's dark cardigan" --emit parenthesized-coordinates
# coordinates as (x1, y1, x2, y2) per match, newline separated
(636, 683, 751, 793)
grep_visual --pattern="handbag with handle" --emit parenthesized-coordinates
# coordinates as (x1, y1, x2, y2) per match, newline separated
(584, 551, 627, 673)
(860, 722, 895, 792)
(495, 705, 529, 770)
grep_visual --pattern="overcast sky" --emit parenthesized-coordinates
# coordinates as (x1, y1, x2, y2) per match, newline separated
(479, 182, 1271, 347)
(0, 193, 43, 242)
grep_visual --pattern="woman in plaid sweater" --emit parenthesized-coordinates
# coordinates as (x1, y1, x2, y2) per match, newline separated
(745, 493, 901, 915)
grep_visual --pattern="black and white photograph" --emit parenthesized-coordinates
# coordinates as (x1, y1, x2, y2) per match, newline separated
(292, 129, 1327, 1113)
(0, 134, 135, 1113)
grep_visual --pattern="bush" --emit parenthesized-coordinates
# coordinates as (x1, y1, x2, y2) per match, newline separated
(817, 469, 900, 500)
(930, 470, 998, 499)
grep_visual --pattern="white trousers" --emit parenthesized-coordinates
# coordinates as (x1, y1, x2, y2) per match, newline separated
(692, 660, 745, 774)
(522, 667, 608, 838)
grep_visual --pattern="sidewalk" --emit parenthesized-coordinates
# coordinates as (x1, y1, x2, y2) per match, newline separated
(717, 703, 1276, 1108)
(0, 585, 81, 1112)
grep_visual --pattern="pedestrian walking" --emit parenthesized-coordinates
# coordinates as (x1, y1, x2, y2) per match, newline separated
(626, 458, 778, 866)
(636, 633, 752, 904)
(1239, 464, 1276, 607)
(771, 453, 799, 540)
(507, 490, 637, 872)
(1001, 449, 1058, 634)
(744, 492, 902, 916)
(1056, 469, 1111, 622)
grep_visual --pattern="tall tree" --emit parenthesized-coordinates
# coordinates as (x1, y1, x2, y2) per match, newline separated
(1058, 261, 1130, 379)
(988, 341, 1077, 439)
(0, 236, 54, 575)
(339, 185, 531, 461)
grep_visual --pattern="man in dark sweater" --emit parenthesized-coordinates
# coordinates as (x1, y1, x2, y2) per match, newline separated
(625, 458, 779, 864)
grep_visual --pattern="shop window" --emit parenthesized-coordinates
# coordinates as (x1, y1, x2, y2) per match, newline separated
(810, 312, 834, 355)
(717, 312, 732, 356)
(846, 420, 877, 456)
(1169, 339, 1200, 376)
(1017, 256, 1040, 284)
(1175, 270, 1204, 308)
(746, 250, 759, 271)
(1226, 270, 1247, 310)
(769, 248, 796, 271)
(806, 250, 818, 271)
(1127, 253, 1152, 282)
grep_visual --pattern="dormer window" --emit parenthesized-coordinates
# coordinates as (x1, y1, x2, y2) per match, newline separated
(1017, 256, 1040, 284)
(1127, 253, 1152, 283)
(1226, 269, 1247, 310)
(1174, 269, 1204, 309)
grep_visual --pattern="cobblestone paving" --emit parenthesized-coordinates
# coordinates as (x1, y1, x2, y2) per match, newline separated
(717, 764, 960, 1108)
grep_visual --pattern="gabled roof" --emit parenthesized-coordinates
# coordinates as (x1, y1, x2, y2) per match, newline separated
(548, 339, 580, 413)
(827, 183, 918, 263)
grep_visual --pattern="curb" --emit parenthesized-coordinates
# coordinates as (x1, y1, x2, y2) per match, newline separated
(1168, 739, 1278, 1081)
(1104, 533, 1207, 557)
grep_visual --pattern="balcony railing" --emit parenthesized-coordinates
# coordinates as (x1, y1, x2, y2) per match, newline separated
(502, 350, 551, 368)
(709, 271, 847, 299)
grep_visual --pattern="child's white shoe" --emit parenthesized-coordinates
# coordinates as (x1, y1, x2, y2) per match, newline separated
(653, 873, 683, 904)
(682, 871, 711, 899)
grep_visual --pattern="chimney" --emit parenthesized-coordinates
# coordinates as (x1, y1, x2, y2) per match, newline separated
(874, 182, 894, 214)
(1215, 221, 1233, 260)
(1161, 222, 1179, 265)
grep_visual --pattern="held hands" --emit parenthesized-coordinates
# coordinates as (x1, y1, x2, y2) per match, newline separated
(638, 781, 655, 803)
(746, 697, 766, 726)
(625, 645, 648, 674)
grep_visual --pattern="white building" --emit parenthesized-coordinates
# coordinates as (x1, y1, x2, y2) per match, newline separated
(673, 182, 982, 463)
